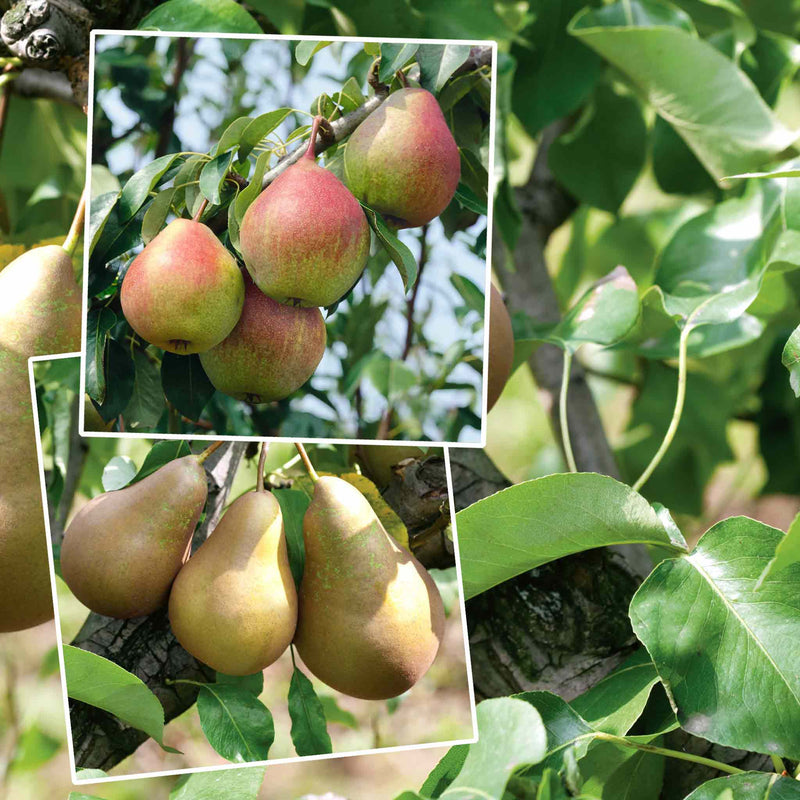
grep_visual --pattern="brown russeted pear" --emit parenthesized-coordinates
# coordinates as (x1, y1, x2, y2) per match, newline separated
(293, 476, 444, 700)
(0, 245, 81, 633)
(121, 219, 245, 354)
(199, 273, 326, 403)
(239, 116, 370, 308)
(169, 489, 297, 676)
(344, 87, 461, 229)
(358, 445, 425, 489)
(487, 284, 514, 412)
(60, 456, 208, 619)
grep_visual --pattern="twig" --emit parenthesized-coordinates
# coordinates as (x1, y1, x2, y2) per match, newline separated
(559, 350, 577, 472)
(155, 38, 193, 159)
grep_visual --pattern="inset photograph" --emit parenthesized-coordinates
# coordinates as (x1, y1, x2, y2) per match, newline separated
(34, 356, 473, 780)
(84, 33, 494, 444)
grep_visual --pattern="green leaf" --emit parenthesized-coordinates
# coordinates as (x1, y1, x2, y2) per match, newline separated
(8, 725, 60, 772)
(123, 349, 164, 431)
(215, 116, 253, 156)
(417, 44, 472, 93)
(84, 308, 117, 403)
(161, 352, 216, 422)
(88, 192, 120, 255)
(518, 267, 639, 362)
(199, 151, 234, 206)
(273, 488, 308, 587)
(295, 40, 331, 66)
(238, 109, 293, 161)
(570, 650, 659, 735)
(363, 353, 418, 401)
(217, 672, 264, 696)
(511, 0, 602, 137)
(420, 746, 469, 798)
(318, 695, 358, 729)
(196, 684, 275, 763)
(456, 473, 686, 599)
(138, 0, 262, 33)
(782, 325, 800, 396)
(63, 645, 169, 748)
(101, 455, 137, 491)
(361, 205, 417, 290)
(169, 767, 267, 799)
(288, 666, 332, 756)
(758, 512, 800, 588)
(548, 83, 647, 213)
(247, 0, 304, 34)
(95, 339, 136, 423)
(570, 1, 796, 182)
(118, 153, 185, 222)
(440, 697, 547, 799)
(684, 773, 800, 799)
(379, 43, 419, 83)
(578, 738, 664, 800)
(141, 188, 176, 245)
(134, 440, 192, 483)
(630, 516, 800, 760)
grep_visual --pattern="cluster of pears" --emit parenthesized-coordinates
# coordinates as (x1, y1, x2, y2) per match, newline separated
(120, 84, 460, 406)
(60, 444, 444, 700)
(0, 241, 82, 633)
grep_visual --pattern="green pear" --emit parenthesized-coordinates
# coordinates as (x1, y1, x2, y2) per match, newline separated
(169, 490, 297, 675)
(199, 273, 326, 403)
(239, 120, 370, 308)
(121, 219, 244, 354)
(487, 284, 514, 412)
(60, 456, 208, 619)
(0, 245, 81, 632)
(358, 445, 425, 488)
(344, 88, 461, 229)
(293, 476, 444, 700)
(83, 394, 113, 432)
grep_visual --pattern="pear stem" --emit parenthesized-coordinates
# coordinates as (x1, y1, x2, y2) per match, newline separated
(396, 69, 410, 88)
(257, 442, 269, 492)
(197, 440, 224, 465)
(192, 198, 209, 223)
(62, 188, 87, 257)
(304, 115, 323, 161)
(295, 443, 319, 482)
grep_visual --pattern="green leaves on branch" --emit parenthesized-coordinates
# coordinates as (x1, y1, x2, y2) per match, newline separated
(138, 0, 262, 33)
(570, 0, 796, 182)
(456, 472, 686, 599)
(630, 516, 800, 760)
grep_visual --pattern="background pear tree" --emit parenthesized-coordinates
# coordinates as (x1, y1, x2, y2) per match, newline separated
(85, 36, 491, 442)
(3, 0, 800, 799)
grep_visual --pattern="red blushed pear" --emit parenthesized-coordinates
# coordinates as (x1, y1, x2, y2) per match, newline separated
(121, 219, 244, 354)
(239, 116, 370, 308)
(199, 273, 326, 404)
(344, 87, 461, 229)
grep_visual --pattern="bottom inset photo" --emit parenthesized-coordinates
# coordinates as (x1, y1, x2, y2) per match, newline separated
(31, 355, 474, 782)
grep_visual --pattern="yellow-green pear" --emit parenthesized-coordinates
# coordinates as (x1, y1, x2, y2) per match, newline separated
(169, 490, 297, 675)
(60, 456, 208, 619)
(294, 476, 444, 699)
(0, 244, 81, 632)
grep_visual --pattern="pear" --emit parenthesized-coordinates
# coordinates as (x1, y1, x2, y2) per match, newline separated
(344, 88, 461, 229)
(487, 284, 514, 412)
(60, 456, 208, 619)
(239, 118, 370, 308)
(358, 445, 425, 488)
(293, 476, 444, 700)
(199, 273, 326, 403)
(121, 219, 245, 354)
(169, 490, 297, 675)
(0, 245, 81, 632)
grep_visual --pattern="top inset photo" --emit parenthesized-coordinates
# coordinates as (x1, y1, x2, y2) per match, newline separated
(83, 32, 495, 444)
